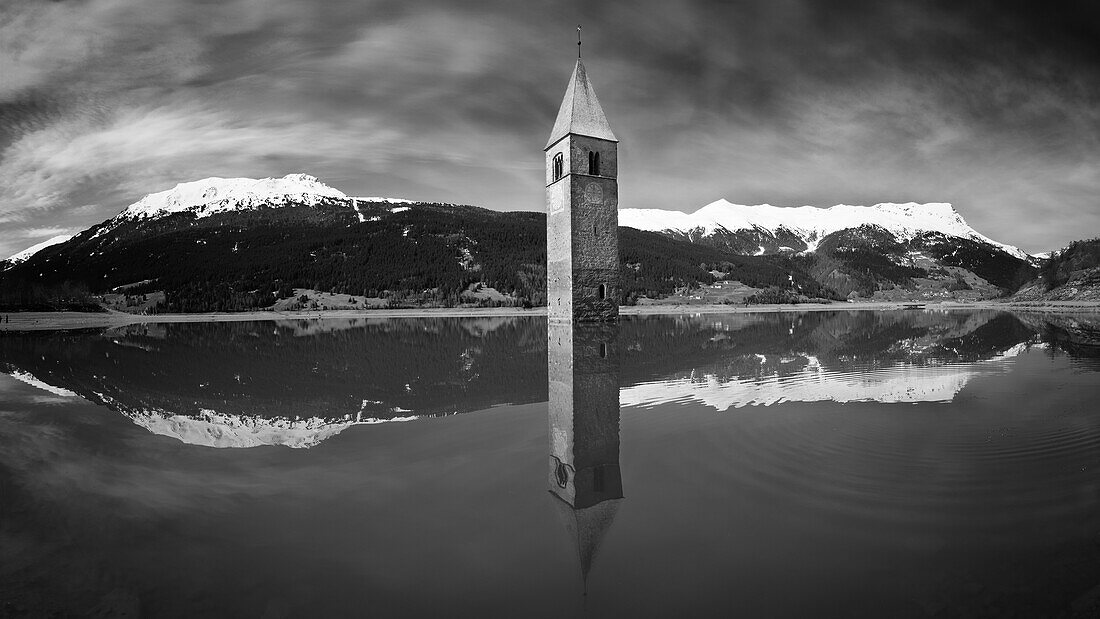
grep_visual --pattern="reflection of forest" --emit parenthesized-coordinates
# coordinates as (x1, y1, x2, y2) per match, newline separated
(619, 310, 1038, 386)
(1, 311, 1097, 446)
(0, 317, 547, 424)
(1016, 313, 1100, 368)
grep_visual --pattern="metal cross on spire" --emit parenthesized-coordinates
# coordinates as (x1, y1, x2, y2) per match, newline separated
(577, 25, 582, 58)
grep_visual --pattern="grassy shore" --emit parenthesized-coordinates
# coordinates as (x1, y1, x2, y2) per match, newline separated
(1, 300, 1097, 332)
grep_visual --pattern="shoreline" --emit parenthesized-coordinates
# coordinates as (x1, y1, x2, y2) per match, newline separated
(1, 301, 1097, 332)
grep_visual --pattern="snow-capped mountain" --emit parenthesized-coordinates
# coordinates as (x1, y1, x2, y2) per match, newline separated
(0, 172, 559, 312)
(86, 173, 424, 232)
(0, 172, 1045, 309)
(620, 200, 1028, 260)
(4, 234, 74, 269)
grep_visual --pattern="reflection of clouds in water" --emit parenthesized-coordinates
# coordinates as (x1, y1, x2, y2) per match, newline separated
(0, 393, 558, 616)
(27, 395, 79, 406)
(0, 402, 407, 520)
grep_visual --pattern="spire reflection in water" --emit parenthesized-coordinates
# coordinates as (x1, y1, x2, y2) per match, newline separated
(547, 321, 623, 594)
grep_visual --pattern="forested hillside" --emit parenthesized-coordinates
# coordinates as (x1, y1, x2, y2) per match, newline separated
(1013, 238, 1100, 301)
(799, 225, 1035, 299)
(2, 189, 1053, 313)
(1, 200, 798, 312)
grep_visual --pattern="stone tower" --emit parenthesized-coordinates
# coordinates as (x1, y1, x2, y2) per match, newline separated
(545, 58, 619, 322)
(548, 321, 623, 591)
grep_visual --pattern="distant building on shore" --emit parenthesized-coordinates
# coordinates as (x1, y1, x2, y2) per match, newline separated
(545, 54, 619, 322)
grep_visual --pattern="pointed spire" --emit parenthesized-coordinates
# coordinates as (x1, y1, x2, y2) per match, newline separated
(551, 492, 623, 593)
(545, 59, 618, 149)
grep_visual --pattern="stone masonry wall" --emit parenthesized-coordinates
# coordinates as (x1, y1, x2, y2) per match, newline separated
(546, 134, 619, 323)
(546, 178, 573, 322)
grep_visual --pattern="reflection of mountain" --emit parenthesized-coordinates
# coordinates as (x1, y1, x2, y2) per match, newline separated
(0, 318, 547, 448)
(621, 343, 1033, 410)
(92, 392, 418, 449)
(1015, 312, 1100, 369)
(619, 312, 1043, 410)
(548, 322, 623, 592)
(7, 369, 79, 397)
(2, 310, 1096, 448)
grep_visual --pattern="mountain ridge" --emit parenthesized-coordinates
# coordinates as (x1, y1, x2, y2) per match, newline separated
(4, 234, 74, 267)
(0, 173, 1049, 311)
(9, 174, 1024, 262)
(621, 199, 1028, 260)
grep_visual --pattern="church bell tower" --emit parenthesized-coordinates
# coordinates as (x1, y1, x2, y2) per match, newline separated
(545, 48, 619, 322)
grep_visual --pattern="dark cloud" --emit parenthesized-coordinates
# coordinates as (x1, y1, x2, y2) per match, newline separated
(1, 0, 1097, 256)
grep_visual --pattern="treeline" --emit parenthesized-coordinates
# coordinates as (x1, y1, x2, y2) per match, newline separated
(914, 234, 1036, 291)
(7, 203, 803, 312)
(2, 318, 548, 420)
(619, 228, 841, 302)
(0, 280, 103, 312)
(17, 199, 1049, 312)
(807, 226, 1036, 297)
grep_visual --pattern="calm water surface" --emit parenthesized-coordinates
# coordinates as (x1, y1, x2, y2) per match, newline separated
(1, 310, 1099, 618)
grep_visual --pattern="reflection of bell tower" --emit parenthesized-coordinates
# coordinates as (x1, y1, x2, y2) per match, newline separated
(548, 321, 623, 592)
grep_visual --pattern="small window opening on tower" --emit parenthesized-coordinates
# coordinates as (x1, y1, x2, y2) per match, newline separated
(599, 342, 608, 358)
(598, 283, 606, 300)
(552, 153, 564, 181)
(588, 151, 600, 175)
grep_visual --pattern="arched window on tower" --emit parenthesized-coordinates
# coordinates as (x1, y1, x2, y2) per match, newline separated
(598, 283, 607, 300)
(588, 151, 600, 175)
(552, 153, 564, 182)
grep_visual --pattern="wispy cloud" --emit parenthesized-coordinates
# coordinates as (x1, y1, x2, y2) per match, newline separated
(1, 0, 1098, 254)
(0, 102, 406, 219)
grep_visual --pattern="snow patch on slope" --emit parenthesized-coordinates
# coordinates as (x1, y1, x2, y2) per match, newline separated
(5, 234, 74, 266)
(118, 174, 348, 220)
(620, 201, 1028, 259)
(356, 197, 414, 204)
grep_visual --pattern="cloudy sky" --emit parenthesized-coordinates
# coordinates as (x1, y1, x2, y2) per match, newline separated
(1, 0, 1098, 257)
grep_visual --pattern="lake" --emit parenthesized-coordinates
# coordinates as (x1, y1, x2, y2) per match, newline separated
(1, 310, 1099, 618)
